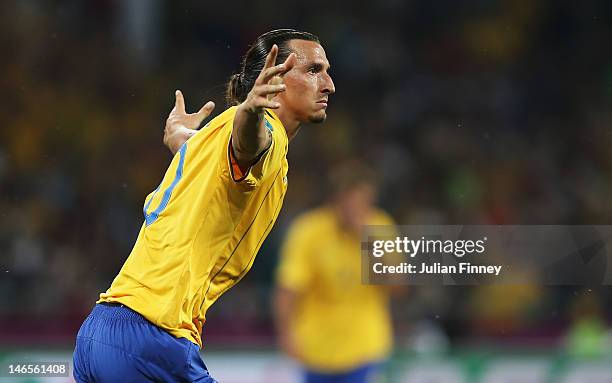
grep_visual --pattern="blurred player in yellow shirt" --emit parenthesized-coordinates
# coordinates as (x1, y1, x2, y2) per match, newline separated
(73, 29, 335, 383)
(275, 162, 394, 383)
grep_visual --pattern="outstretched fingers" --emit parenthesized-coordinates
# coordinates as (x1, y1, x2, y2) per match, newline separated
(258, 53, 296, 85)
(256, 84, 286, 97)
(174, 90, 186, 114)
(282, 52, 296, 73)
(254, 99, 281, 109)
(197, 101, 215, 119)
(242, 47, 297, 113)
(263, 44, 279, 72)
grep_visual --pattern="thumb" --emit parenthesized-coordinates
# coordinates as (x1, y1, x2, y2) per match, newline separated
(197, 101, 215, 119)
(174, 90, 186, 114)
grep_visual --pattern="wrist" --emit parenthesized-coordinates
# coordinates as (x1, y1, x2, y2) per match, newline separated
(166, 129, 191, 155)
(237, 101, 265, 117)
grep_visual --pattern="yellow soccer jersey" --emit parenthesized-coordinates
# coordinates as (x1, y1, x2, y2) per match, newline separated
(276, 207, 394, 372)
(99, 106, 288, 347)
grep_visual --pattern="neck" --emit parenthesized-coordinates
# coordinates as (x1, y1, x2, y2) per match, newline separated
(274, 108, 301, 141)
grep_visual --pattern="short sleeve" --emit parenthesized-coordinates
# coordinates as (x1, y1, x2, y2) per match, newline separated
(227, 116, 278, 188)
(276, 218, 315, 292)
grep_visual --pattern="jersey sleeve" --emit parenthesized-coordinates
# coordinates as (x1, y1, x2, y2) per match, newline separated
(276, 217, 315, 293)
(225, 115, 280, 189)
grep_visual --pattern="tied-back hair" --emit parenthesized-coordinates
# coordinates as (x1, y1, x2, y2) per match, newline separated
(226, 29, 319, 106)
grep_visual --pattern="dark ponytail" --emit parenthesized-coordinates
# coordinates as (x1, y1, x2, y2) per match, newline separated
(226, 29, 319, 106)
(226, 73, 243, 106)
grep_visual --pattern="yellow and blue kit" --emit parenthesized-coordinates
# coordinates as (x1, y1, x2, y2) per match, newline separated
(74, 106, 288, 382)
(276, 207, 394, 375)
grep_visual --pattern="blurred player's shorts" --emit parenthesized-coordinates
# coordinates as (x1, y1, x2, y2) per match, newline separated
(303, 362, 383, 383)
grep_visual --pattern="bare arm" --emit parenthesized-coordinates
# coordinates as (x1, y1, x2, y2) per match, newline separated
(273, 287, 302, 360)
(163, 90, 215, 155)
(232, 44, 295, 169)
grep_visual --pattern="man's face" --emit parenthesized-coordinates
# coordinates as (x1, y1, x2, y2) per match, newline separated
(278, 39, 335, 123)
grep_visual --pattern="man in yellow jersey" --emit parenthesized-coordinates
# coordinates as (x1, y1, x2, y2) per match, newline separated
(73, 29, 335, 383)
(275, 163, 394, 383)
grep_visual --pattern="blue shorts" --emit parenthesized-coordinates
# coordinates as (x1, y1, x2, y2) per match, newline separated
(73, 303, 217, 383)
(303, 363, 383, 383)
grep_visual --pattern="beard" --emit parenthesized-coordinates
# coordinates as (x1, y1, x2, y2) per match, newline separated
(308, 112, 327, 124)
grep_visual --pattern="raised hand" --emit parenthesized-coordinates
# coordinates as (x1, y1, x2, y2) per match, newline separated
(163, 90, 215, 154)
(240, 44, 296, 114)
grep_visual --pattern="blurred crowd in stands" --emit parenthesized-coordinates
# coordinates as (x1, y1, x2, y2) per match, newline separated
(1, 0, 612, 353)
